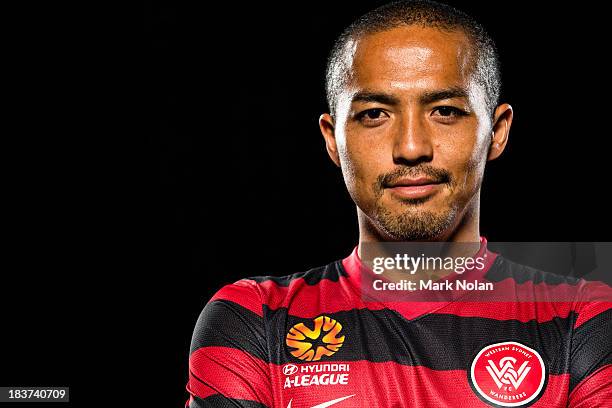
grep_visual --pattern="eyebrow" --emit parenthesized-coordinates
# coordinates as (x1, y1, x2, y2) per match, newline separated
(351, 91, 401, 106)
(350, 87, 469, 106)
(419, 87, 469, 105)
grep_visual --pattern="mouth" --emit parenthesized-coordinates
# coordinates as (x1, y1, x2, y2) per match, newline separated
(385, 177, 444, 200)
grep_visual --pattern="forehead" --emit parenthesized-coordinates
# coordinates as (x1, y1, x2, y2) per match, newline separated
(347, 25, 475, 91)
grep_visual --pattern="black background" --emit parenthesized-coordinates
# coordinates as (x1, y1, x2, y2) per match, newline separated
(142, 1, 610, 406)
(2, 1, 610, 407)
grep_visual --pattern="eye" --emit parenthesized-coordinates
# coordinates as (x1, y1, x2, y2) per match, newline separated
(432, 106, 468, 118)
(355, 108, 389, 126)
(363, 109, 384, 119)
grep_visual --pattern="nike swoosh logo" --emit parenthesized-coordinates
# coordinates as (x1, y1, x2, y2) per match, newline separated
(286, 394, 356, 408)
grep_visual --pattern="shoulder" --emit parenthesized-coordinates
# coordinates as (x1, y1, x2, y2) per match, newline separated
(242, 259, 347, 287)
(485, 255, 583, 286)
(190, 259, 346, 350)
(486, 254, 611, 325)
(202, 258, 347, 311)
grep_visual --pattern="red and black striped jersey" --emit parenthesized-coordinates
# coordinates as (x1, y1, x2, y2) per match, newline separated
(186, 238, 612, 407)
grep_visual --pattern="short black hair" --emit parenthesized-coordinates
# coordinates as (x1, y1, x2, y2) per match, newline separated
(325, 0, 501, 118)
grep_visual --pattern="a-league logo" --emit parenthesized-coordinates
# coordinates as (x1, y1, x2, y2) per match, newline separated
(469, 341, 546, 407)
(285, 315, 345, 361)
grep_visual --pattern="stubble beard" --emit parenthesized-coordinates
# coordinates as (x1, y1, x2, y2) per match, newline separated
(368, 165, 459, 241)
(372, 197, 459, 241)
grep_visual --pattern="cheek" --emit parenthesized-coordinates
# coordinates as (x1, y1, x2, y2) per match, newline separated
(464, 126, 491, 181)
(462, 145, 488, 196)
(338, 129, 386, 205)
(339, 136, 370, 190)
(437, 130, 488, 191)
(461, 148, 487, 194)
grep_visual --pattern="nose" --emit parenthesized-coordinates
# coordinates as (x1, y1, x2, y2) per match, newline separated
(392, 112, 434, 165)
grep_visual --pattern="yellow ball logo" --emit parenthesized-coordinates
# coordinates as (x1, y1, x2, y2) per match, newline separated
(285, 315, 345, 361)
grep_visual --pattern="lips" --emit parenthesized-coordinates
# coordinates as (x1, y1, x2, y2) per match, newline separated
(387, 177, 441, 187)
(385, 177, 443, 200)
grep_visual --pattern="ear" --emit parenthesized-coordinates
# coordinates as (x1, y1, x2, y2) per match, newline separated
(487, 103, 513, 161)
(319, 113, 341, 167)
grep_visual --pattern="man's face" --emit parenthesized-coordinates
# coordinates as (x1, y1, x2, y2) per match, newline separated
(324, 26, 499, 241)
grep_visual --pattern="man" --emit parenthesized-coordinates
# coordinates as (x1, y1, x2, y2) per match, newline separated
(185, 1, 611, 407)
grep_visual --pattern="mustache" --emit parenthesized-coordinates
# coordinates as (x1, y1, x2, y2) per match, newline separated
(377, 165, 453, 189)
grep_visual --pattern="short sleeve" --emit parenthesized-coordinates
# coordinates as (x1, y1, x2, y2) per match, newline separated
(186, 279, 272, 407)
(568, 280, 612, 407)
